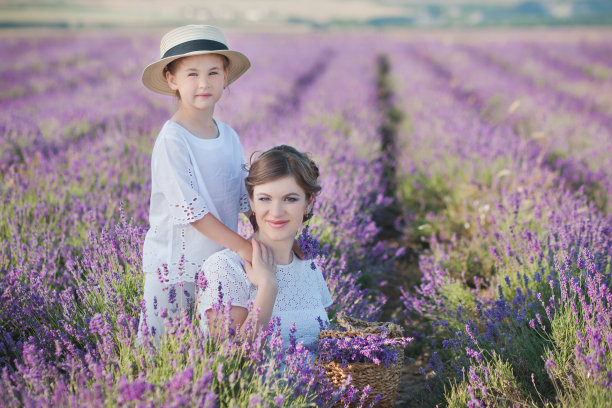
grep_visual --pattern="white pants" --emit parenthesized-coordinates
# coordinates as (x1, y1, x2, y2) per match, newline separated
(138, 274, 196, 344)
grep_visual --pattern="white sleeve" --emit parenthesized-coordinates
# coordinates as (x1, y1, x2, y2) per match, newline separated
(152, 135, 210, 224)
(199, 253, 251, 311)
(314, 264, 333, 308)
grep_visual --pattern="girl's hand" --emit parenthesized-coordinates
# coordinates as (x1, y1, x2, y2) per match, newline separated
(243, 239, 277, 289)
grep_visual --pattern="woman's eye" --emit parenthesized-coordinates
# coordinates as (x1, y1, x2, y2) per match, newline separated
(257, 197, 270, 201)
(285, 197, 299, 202)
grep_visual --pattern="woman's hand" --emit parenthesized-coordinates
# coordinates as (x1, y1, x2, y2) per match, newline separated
(241, 239, 278, 337)
(244, 239, 277, 290)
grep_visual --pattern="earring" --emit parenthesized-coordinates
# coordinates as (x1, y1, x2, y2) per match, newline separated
(304, 208, 313, 221)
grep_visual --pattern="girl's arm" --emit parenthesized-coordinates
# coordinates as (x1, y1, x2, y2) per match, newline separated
(206, 239, 277, 337)
(191, 213, 252, 263)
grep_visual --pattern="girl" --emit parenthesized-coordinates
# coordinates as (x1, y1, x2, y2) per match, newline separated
(138, 25, 253, 342)
(198, 145, 333, 349)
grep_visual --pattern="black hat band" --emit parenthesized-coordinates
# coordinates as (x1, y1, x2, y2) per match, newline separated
(162, 39, 228, 59)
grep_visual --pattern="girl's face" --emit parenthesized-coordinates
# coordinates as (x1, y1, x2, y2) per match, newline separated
(250, 176, 313, 244)
(165, 54, 227, 111)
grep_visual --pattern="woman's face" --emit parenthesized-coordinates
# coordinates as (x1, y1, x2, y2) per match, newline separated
(250, 175, 313, 244)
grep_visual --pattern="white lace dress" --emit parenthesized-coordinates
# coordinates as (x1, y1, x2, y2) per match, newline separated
(198, 249, 333, 348)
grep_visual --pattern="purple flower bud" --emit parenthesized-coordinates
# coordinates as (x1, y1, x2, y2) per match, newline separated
(249, 393, 263, 407)
(216, 364, 224, 383)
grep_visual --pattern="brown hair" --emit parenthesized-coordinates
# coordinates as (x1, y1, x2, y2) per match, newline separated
(245, 145, 321, 231)
(162, 54, 230, 100)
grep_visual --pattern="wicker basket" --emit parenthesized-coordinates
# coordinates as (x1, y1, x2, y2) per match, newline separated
(317, 313, 404, 408)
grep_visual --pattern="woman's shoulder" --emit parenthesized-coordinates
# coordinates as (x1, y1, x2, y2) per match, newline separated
(203, 248, 243, 271)
(201, 249, 250, 289)
(292, 257, 333, 307)
(293, 256, 321, 271)
(284, 256, 325, 280)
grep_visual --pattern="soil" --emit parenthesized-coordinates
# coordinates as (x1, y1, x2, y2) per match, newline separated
(378, 243, 435, 408)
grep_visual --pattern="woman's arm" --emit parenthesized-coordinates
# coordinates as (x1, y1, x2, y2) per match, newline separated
(191, 213, 252, 263)
(206, 239, 277, 338)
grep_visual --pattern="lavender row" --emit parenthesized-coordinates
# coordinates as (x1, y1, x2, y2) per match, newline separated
(424, 40, 612, 211)
(390, 33, 612, 405)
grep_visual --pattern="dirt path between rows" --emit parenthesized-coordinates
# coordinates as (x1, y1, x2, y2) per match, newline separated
(373, 53, 435, 408)
(378, 252, 433, 408)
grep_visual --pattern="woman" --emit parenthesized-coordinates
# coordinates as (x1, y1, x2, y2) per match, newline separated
(197, 145, 332, 348)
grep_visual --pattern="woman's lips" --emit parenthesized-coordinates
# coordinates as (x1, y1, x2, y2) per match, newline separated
(266, 220, 288, 228)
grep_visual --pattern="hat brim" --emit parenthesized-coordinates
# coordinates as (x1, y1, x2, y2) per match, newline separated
(142, 50, 251, 96)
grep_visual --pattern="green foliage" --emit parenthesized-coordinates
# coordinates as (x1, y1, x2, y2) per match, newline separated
(308, 214, 336, 249)
(543, 306, 581, 395)
(558, 386, 612, 408)
(440, 241, 497, 288)
(436, 282, 477, 329)
(399, 170, 501, 284)
(542, 288, 612, 406)
(544, 148, 609, 212)
(504, 327, 556, 402)
(399, 172, 453, 244)
(445, 353, 539, 408)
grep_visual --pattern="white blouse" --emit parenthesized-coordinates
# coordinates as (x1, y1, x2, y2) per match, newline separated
(142, 120, 250, 284)
(198, 249, 333, 349)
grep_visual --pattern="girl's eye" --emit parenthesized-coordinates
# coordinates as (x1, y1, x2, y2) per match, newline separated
(257, 197, 270, 202)
(209, 71, 218, 76)
(285, 197, 299, 202)
(188, 73, 197, 77)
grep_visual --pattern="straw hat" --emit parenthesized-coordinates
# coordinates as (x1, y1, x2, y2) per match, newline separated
(142, 25, 251, 95)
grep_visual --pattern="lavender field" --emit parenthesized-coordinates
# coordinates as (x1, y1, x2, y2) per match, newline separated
(1, 28, 611, 407)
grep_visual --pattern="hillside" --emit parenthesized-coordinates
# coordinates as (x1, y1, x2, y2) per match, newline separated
(1, 0, 611, 29)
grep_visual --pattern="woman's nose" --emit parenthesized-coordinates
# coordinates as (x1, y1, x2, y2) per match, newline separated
(269, 201, 284, 216)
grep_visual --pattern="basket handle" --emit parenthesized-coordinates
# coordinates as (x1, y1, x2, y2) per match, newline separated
(336, 312, 403, 337)
(336, 312, 358, 331)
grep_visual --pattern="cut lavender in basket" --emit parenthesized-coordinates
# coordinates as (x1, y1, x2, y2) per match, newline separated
(318, 334, 412, 368)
